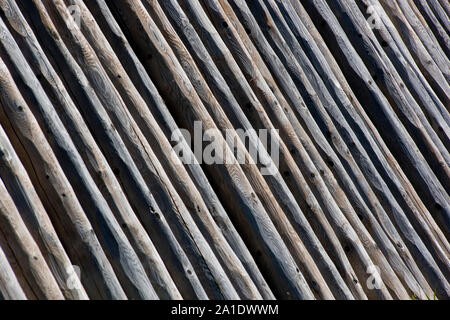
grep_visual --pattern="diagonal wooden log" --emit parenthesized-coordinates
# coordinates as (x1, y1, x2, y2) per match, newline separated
(0, 13, 160, 300)
(323, 0, 450, 199)
(208, 0, 369, 299)
(294, 0, 446, 291)
(0, 99, 87, 299)
(172, 0, 362, 299)
(0, 244, 27, 300)
(355, 0, 450, 152)
(48, 0, 239, 301)
(398, 0, 450, 81)
(38, 0, 244, 300)
(411, 0, 450, 55)
(0, 171, 63, 299)
(224, 0, 413, 299)
(0, 229, 36, 299)
(374, 0, 450, 109)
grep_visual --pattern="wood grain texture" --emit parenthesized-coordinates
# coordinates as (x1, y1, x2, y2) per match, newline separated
(0, 0, 447, 300)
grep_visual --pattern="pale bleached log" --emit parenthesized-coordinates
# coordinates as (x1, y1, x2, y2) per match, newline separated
(0, 101, 87, 299)
(423, 0, 450, 34)
(225, 0, 409, 300)
(211, 0, 367, 299)
(357, 0, 450, 150)
(295, 0, 449, 296)
(179, 0, 360, 299)
(324, 0, 450, 194)
(0, 0, 446, 300)
(137, 0, 332, 300)
(290, 0, 449, 255)
(298, 1, 449, 235)
(300, 0, 449, 244)
(0, 13, 158, 299)
(0, 230, 36, 299)
(22, 0, 207, 299)
(20, 0, 206, 299)
(399, 0, 450, 82)
(222, 0, 382, 299)
(0, 242, 27, 299)
(262, 0, 429, 299)
(0, 174, 63, 299)
(438, 0, 450, 18)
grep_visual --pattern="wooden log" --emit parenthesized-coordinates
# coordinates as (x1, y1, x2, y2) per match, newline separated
(224, 0, 413, 299)
(0, 173, 63, 299)
(411, 0, 450, 55)
(324, 0, 450, 200)
(0, 100, 88, 299)
(422, 0, 450, 34)
(0, 13, 159, 299)
(0, 229, 36, 299)
(209, 0, 367, 299)
(356, 0, 450, 151)
(399, 0, 450, 81)
(295, 0, 450, 296)
(438, 0, 450, 18)
(0, 242, 27, 299)
(18, 0, 207, 299)
(375, 0, 450, 108)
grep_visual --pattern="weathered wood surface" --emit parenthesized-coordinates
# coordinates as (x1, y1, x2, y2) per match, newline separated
(0, 0, 447, 299)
